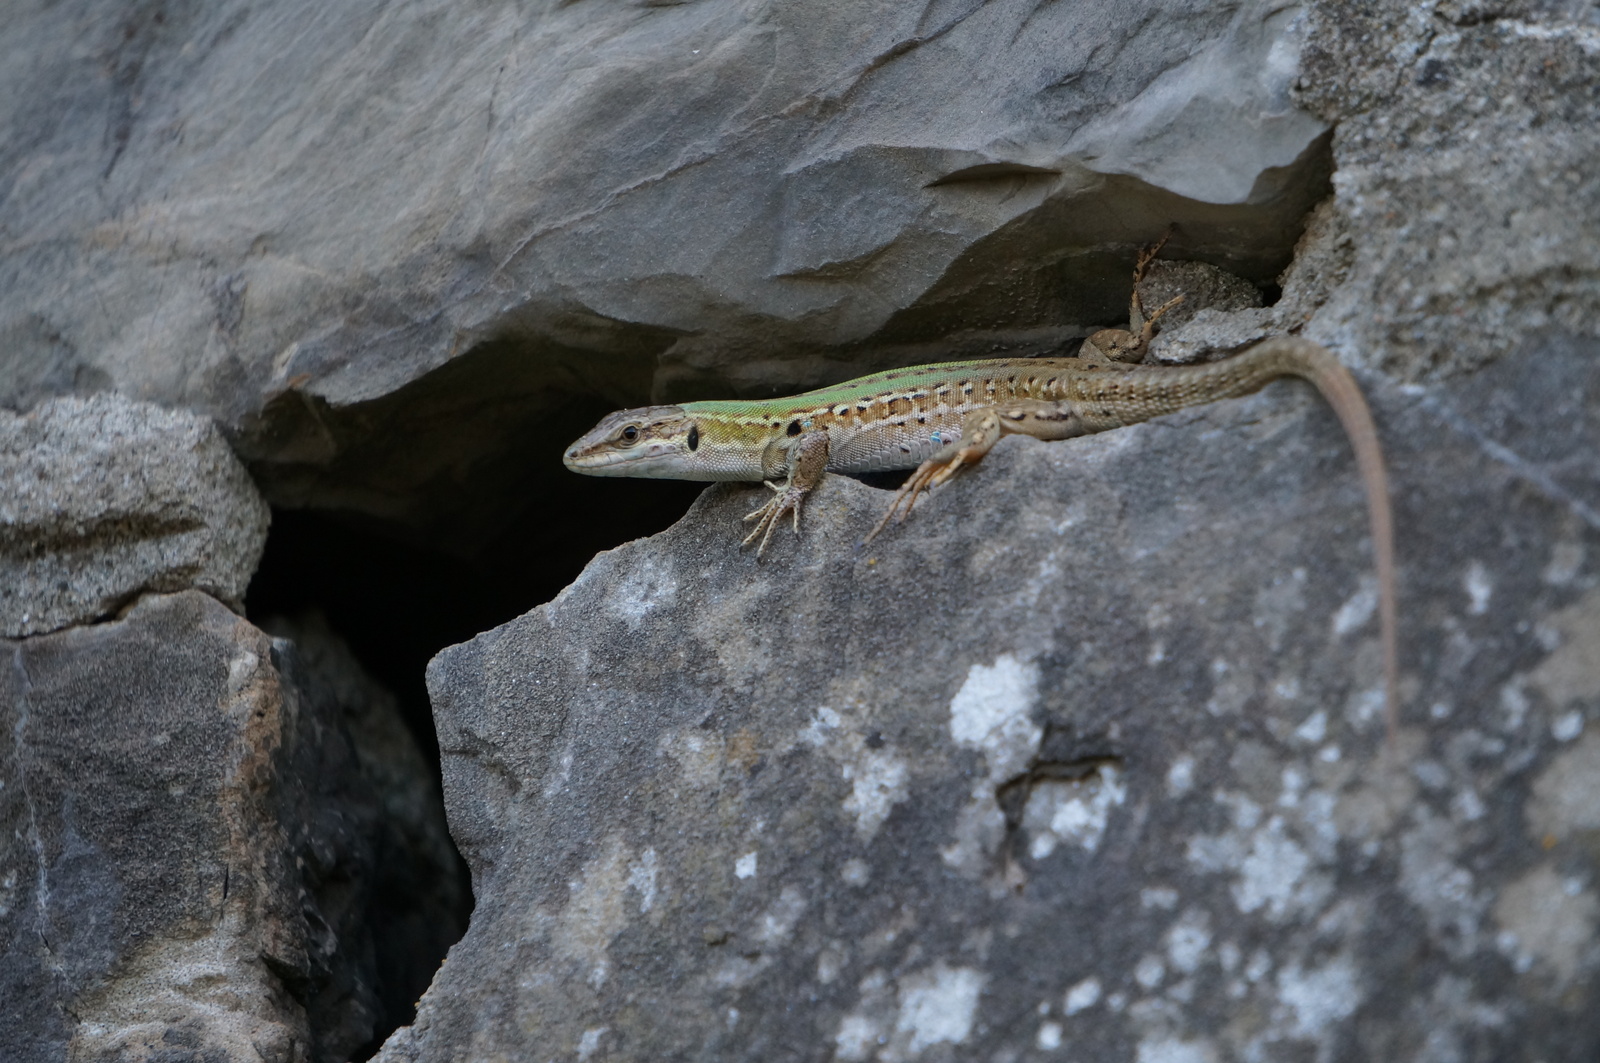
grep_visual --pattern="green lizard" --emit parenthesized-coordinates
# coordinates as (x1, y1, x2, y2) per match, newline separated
(564, 252, 1399, 735)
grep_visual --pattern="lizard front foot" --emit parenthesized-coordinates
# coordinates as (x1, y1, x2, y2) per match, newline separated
(741, 481, 809, 559)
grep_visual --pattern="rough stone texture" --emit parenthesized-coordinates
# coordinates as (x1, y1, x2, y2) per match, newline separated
(0, 392, 269, 637)
(1289, 1, 1600, 380)
(1137, 259, 1264, 333)
(389, 333, 1599, 1061)
(0, 592, 465, 1062)
(0, 0, 1331, 545)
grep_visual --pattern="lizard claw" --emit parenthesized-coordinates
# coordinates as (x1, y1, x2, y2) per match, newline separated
(862, 451, 974, 544)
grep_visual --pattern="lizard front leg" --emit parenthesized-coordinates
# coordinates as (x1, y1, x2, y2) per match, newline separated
(741, 429, 830, 559)
(864, 400, 1087, 543)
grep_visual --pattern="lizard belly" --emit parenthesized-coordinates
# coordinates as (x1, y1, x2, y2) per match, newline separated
(825, 411, 968, 474)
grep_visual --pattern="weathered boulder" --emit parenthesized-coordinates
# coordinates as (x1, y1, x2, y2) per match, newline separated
(0, 392, 269, 637)
(0, 592, 464, 1063)
(1, 0, 1331, 545)
(387, 334, 1599, 1060)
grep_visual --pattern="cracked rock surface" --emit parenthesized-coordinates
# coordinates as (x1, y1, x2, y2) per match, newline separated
(391, 335, 1598, 1060)
(0, 592, 465, 1063)
(0, 392, 269, 637)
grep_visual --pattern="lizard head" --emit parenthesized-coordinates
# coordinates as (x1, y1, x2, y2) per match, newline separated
(564, 405, 707, 479)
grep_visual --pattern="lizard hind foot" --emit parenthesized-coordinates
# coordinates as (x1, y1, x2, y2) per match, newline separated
(861, 445, 982, 545)
(863, 411, 1002, 545)
(861, 463, 938, 545)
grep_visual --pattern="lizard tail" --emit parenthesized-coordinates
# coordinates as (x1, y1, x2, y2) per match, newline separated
(1252, 336, 1401, 741)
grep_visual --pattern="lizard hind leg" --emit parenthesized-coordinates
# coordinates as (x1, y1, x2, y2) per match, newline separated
(863, 408, 1006, 544)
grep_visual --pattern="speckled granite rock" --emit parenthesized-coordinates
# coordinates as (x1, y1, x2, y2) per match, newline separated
(0, 0, 1330, 545)
(0, 393, 269, 637)
(0, 592, 464, 1063)
(384, 334, 1598, 1061)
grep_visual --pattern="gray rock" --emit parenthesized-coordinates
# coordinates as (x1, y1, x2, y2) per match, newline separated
(1291, 3, 1600, 381)
(386, 333, 1599, 1060)
(0, 591, 465, 1063)
(0, 393, 269, 637)
(1137, 259, 1264, 341)
(0, 0, 1331, 545)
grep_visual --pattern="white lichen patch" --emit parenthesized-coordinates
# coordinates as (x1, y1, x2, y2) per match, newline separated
(1542, 541, 1586, 585)
(1165, 910, 1213, 975)
(576, 1026, 607, 1060)
(756, 885, 807, 945)
(1234, 817, 1327, 918)
(551, 835, 635, 988)
(940, 794, 1008, 877)
(1252, 566, 1308, 651)
(835, 963, 985, 1062)
(1135, 1037, 1218, 1063)
(798, 706, 842, 746)
(627, 847, 660, 914)
(1189, 811, 1325, 921)
(609, 555, 679, 628)
(1141, 887, 1179, 910)
(1166, 756, 1195, 795)
(842, 747, 910, 841)
(1463, 561, 1493, 615)
(1552, 710, 1585, 742)
(948, 654, 1041, 780)
(1204, 658, 1255, 717)
(1190, 773, 1342, 924)
(942, 655, 1045, 876)
(1134, 954, 1166, 989)
(895, 964, 985, 1055)
(1331, 577, 1378, 636)
(1398, 807, 1485, 952)
(1022, 767, 1128, 858)
(1293, 710, 1328, 745)
(1275, 955, 1363, 1037)
(835, 1013, 881, 1062)
(1064, 976, 1102, 1015)
(790, 695, 912, 842)
(1493, 863, 1599, 985)
(734, 851, 758, 879)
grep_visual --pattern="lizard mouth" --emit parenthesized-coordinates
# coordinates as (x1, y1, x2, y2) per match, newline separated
(563, 442, 682, 476)
(562, 446, 632, 475)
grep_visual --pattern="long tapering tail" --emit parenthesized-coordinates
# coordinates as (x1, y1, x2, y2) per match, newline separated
(1250, 337, 1400, 740)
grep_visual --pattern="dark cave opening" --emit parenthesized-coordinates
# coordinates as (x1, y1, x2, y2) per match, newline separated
(245, 466, 704, 1056)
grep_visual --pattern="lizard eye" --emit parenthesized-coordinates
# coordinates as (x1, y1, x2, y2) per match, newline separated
(619, 424, 641, 445)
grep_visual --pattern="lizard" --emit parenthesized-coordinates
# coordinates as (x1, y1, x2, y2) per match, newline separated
(564, 243, 1400, 735)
